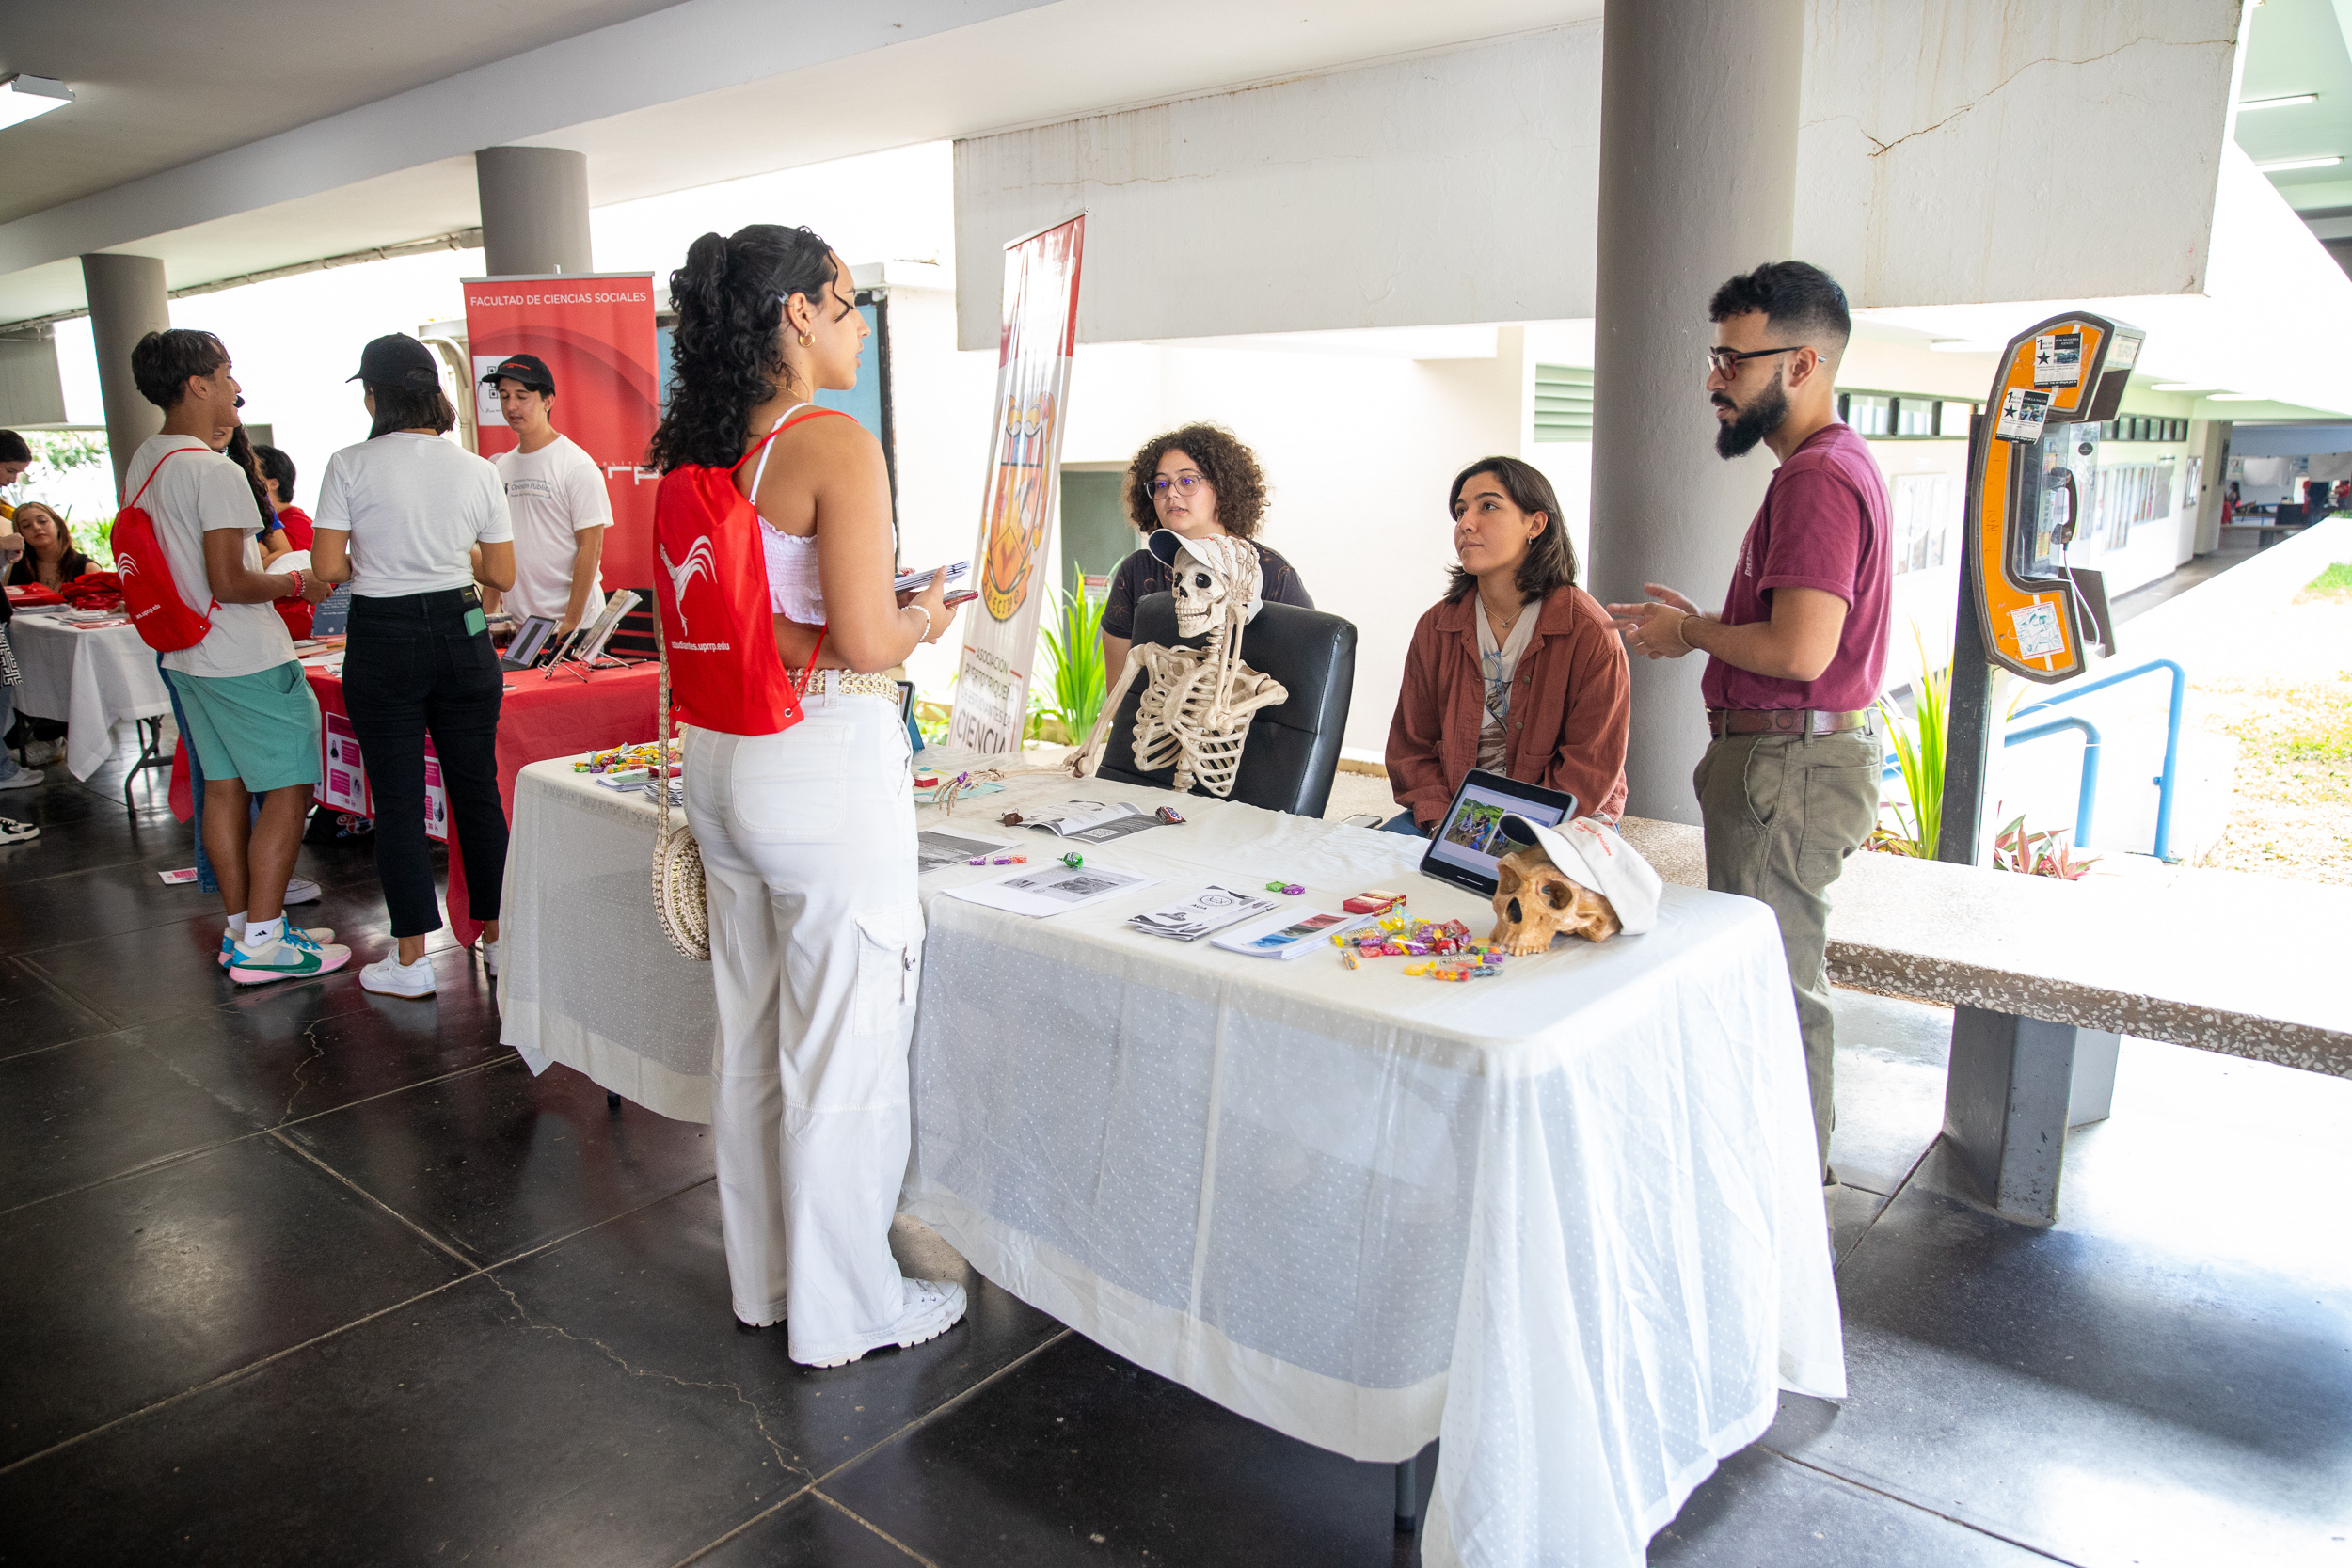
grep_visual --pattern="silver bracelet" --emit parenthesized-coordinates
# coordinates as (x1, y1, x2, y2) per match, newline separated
(909, 603, 933, 644)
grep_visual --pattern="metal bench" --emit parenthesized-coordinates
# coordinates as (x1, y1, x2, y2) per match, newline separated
(1616, 818, 2352, 1224)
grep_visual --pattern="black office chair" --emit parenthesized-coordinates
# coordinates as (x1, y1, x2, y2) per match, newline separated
(1096, 593, 1356, 816)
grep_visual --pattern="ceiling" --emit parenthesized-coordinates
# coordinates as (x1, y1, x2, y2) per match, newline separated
(0, 0, 689, 225)
(2236, 0, 2352, 212)
(0, 0, 1598, 325)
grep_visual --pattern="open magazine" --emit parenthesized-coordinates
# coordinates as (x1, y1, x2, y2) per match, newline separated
(1018, 801, 1167, 844)
(1126, 884, 1280, 942)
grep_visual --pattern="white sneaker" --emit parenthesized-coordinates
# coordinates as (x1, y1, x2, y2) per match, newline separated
(797, 1278, 967, 1369)
(478, 936, 500, 976)
(0, 816, 40, 845)
(359, 952, 437, 998)
(0, 768, 41, 792)
(23, 740, 62, 768)
(284, 877, 321, 905)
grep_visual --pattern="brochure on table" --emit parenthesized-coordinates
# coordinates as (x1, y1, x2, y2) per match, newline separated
(1018, 801, 1166, 844)
(1127, 884, 1281, 942)
(917, 828, 1012, 873)
(1210, 909, 1372, 959)
(944, 861, 1159, 918)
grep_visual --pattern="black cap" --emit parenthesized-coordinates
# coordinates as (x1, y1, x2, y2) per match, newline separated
(348, 334, 441, 392)
(481, 353, 554, 395)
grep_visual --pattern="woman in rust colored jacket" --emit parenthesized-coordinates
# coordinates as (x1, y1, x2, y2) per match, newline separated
(1384, 456, 1630, 832)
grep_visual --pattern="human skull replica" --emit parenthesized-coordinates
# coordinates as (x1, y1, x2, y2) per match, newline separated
(1069, 531, 1285, 798)
(1490, 847, 1622, 953)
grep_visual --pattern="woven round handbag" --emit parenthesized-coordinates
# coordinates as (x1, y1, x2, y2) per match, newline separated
(651, 615, 711, 961)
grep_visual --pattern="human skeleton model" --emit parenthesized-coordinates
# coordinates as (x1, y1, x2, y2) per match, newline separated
(1071, 532, 1287, 798)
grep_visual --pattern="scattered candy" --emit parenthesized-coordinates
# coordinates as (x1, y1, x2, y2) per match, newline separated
(1341, 949, 1359, 970)
(1155, 805, 1185, 824)
(1002, 812, 1025, 826)
(1061, 851, 1084, 868)
(574, 739, 682, 776)
(1403, 962, 1430, 977)
(1282, 883, 1305, 896)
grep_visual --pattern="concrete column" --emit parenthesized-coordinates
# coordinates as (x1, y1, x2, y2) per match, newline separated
(80, 254, 171, 496)
(1588, 0, 1805, 823)
(474, 146, 593, 277)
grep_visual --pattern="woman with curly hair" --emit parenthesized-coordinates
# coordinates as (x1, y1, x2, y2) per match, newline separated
(646, 223, 963, 1367)
(1098, 423, 1314, 685)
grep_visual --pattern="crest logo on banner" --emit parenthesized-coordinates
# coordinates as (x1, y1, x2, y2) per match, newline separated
(948, 214, 1087, 755)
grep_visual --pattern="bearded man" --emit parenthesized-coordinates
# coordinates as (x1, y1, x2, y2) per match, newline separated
(1606, 261, 1894, 1185)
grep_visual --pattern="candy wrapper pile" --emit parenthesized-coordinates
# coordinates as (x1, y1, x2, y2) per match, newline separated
(573, 740, 683, 777)
(1335, 915, 1511, 979)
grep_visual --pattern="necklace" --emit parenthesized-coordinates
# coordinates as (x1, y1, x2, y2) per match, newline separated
(1485, 599, 1524, 636)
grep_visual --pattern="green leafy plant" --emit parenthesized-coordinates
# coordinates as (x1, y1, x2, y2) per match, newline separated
(1033, 563, 1109, 746)
(1871, 626, 1950, 859)
(1992, 815, 2097, 879)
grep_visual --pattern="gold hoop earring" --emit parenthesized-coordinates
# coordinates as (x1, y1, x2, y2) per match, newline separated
(798, 331, 812, 347)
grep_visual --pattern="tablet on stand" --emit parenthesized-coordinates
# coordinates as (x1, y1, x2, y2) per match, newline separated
(1416, 769, 1581, 898)
(542, 590, 643, 682)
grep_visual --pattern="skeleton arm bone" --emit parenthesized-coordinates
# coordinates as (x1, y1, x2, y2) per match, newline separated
(1069, 646, 1152, 777)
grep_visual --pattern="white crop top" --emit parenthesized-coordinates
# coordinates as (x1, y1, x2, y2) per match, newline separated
(753, 404, 825, 625)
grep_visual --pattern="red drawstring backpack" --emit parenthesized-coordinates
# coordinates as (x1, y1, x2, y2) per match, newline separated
(651, 407, 847, 735)
(111, 446, 220, 653)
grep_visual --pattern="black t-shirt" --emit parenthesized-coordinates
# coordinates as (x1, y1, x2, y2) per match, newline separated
(1100, 540, 1314, 640)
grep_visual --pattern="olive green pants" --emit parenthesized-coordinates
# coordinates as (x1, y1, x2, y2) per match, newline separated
(1693, 727, 1882, 1178)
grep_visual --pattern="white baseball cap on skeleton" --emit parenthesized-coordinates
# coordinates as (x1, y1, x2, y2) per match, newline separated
(1149, 529, 1265, 624)
(1496, 814, 1664, 936)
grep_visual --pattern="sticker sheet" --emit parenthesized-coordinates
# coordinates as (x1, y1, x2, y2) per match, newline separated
(1996, 387, 2054, 442)
(2033, 331, 2083, 388)
(2011, 600, 2067, 660)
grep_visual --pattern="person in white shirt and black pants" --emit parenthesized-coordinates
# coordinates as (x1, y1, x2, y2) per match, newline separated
(310, 335, 518, 998)
(480, 353, 610, 642)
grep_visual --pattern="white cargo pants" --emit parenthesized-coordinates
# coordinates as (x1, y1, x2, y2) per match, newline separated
(682, 693, 923, 1364)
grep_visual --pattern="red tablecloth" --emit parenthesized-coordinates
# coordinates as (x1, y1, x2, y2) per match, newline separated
(170, 660, 660, 945)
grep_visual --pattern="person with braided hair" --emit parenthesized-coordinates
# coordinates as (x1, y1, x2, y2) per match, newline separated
(648, 224, 963, 1367)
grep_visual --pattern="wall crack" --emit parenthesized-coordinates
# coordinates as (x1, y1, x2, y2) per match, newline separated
(1862, 35, 2238, 159)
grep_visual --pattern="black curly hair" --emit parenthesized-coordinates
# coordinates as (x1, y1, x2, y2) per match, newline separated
(646, 225, 839, 472)
(1441, 456, 1579, 605)
(1121, 423, 1269, 540)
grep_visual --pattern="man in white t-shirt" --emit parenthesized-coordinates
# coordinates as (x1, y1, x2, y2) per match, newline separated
(482, 354, 609, 638)
(123, 328, 348, 985)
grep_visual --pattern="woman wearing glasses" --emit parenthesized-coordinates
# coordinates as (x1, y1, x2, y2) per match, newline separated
(1098, 424, 1314, 686)
(1384, 456, 1629, 834)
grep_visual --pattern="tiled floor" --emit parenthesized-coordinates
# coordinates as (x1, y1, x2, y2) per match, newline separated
(4, 738, 2348, 1565)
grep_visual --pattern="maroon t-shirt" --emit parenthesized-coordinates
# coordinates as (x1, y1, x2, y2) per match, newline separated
(1701, 421, 1892, 714)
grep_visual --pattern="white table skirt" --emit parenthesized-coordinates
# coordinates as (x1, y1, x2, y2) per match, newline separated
(499, 752, 1844, 1568)
(7, 612, 173, 779)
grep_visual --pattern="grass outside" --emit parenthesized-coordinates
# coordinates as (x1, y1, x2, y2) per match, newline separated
(2190, 564, 2352, 884)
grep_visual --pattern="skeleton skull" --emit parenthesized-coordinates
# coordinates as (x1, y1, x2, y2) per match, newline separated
(1490, 847, 1622, 953)
(1167, 533, 1259, 638)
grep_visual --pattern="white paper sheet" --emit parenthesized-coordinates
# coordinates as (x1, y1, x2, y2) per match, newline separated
(942, 861, 1160, 918)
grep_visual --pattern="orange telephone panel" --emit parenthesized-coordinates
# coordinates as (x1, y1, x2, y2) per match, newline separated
(1963, 311, 2144, 683)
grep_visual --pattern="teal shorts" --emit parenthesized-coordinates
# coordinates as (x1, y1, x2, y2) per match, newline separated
(165, 662, 324, 793)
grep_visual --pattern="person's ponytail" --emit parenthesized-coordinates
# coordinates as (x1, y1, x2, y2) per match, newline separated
(647, 224, 836, 472)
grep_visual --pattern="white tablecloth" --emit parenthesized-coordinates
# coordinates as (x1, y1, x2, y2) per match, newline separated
(6, 612, 173, 779)
(500, 752, 1845, 1568)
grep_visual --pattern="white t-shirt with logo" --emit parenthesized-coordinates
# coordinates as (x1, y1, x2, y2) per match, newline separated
(315, 433, 513, 598)
(121, 435, 299, 680)
(491, 434, 610, 622)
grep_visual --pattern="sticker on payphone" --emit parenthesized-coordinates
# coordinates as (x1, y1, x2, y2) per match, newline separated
(2033, 332, 2083, 388)
(1996, 387, 2053, 442)
(2011, 599, 2066, 660)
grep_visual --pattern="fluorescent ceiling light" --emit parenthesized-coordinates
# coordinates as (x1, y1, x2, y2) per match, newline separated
(1927, 340, 2003, 354)
(0, 75, 72, 132)
(2208, 392, 2265, 401)
(2257, 154, 2344, 172)
(2152, 383, 2217, 393)
(2241, 93, 2319, 111)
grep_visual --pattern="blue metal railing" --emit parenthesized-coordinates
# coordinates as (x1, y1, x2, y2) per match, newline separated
(2012, 658, 2186, 863)
(1881, 657, 2186, 861)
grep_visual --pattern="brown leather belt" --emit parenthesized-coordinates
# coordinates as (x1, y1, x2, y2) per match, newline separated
(1707, 707, 1873, 738)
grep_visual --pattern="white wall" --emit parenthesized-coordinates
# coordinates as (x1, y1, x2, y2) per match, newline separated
(1797, 0, 2244, 308)
(953, 24, 1605, 351)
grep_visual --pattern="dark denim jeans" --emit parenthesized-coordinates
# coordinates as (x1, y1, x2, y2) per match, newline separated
(343, 589, 507, 939)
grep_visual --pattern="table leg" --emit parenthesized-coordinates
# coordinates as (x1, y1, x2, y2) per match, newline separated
(124, 717, 169, 816)
(1394, 1454, 1419, 1534)
(606, 1090, 622, 1113)
(1943, 1007, 2117, 1224)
